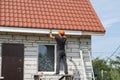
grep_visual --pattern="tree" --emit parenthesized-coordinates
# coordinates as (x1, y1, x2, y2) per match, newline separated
(110, 56, 120, 73)
(92, 58, 111, 80)
(108, 56, 120, 80)
(109, 69, 120, 80)
(92, 58, 111, 71)
(92, 56, 120, 80)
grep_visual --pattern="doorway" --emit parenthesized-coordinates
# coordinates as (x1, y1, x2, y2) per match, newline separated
(2, 43, 24, 80)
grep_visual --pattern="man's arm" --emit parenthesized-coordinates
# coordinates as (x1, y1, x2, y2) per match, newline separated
(49, 30, 55, 39)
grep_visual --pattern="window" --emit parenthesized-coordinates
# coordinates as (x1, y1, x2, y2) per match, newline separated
(38, 44, 55, 72)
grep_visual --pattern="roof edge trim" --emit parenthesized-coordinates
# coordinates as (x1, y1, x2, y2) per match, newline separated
(82, 31, 105, 36)
(0, 26, 105, 36)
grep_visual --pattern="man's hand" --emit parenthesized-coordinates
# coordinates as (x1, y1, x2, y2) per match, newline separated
(49, 30, 55, 39)
(49, 30, 52, 34)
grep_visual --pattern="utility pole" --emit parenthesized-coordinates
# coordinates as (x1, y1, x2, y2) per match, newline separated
(101, 70, 104, 80)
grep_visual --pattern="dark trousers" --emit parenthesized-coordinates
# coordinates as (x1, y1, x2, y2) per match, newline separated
(56, 50, 68, 74)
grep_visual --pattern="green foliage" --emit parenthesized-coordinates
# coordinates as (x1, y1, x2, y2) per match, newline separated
(110, 56, 120, 73)
(92, 58, 111, 71)
(109, 69, 120, 80)
(92, 56, 120, 80)
(92, 58, 111, 80)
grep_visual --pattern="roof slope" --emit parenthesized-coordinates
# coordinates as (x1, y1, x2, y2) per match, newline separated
(0, 0, 105, 32)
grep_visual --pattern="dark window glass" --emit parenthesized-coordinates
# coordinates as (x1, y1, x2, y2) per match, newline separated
(38, 45, 54, 71)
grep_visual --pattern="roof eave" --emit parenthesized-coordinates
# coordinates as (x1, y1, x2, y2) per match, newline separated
(0, 26, 105, 36)
(82, 31, 105, 36)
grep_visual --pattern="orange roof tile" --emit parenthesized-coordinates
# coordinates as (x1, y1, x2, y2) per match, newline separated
(0, 0, 105, 32)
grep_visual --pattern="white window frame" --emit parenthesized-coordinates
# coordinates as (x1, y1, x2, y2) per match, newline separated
(37, 44, 57, 74)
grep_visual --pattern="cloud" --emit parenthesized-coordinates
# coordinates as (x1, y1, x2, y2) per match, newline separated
(102, 18, 120, 28)
(92, 23, 120, 58)
(92, 37, 120, 58)
(91, 0, 120, 28)
(91, 0, 120, 59)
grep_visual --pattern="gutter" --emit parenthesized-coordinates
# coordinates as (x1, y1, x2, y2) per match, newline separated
(0, 26, 105, 36)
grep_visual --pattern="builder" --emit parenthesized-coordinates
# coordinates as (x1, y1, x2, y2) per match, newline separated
(49, 30, 68, 74)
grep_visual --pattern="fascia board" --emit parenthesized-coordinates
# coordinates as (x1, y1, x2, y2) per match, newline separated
(0, 26, 105, 36)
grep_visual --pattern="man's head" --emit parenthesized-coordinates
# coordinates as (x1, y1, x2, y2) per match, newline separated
(58, 30, 65, 36)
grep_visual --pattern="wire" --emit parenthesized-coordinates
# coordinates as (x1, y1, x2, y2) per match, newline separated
(109, 45, 120, 58)
(106, 45, 120, 61)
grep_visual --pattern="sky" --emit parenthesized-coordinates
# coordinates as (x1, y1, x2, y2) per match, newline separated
(90, 0, 120, 59)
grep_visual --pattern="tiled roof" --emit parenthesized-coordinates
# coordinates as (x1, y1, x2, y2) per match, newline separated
(0, 0, 105, 32)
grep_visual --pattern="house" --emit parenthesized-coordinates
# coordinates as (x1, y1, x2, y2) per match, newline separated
(0, 0, 105, 80)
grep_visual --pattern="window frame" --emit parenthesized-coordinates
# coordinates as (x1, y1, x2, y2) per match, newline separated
(37, 44, 57, 74)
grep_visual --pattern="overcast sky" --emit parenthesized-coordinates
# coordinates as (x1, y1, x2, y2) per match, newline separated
(90, 0, 120, 59)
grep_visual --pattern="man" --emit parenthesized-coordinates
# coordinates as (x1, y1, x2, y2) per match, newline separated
(49, 30, 68, 74)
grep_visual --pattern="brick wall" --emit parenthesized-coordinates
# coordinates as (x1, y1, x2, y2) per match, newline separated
(0, 33, 91, 80)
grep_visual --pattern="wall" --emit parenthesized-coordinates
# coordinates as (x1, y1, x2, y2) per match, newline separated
(0, 33, 91, 80)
